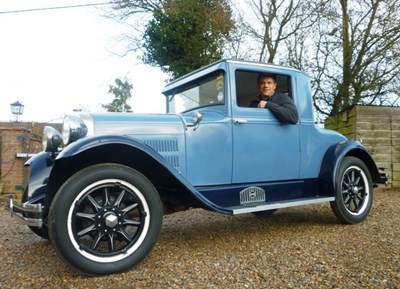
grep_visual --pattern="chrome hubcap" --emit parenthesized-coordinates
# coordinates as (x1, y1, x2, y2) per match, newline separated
(105, 213, 119, 228)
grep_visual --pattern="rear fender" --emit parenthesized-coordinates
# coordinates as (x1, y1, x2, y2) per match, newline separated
(318, 140, 382, 196)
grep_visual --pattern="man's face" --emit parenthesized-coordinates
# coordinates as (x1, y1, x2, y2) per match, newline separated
(258, 76, 276, 97)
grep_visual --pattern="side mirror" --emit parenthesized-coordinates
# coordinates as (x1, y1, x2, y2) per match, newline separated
(187, 111, 203, 130)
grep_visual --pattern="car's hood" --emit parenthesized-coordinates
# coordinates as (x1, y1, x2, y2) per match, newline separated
(79, 112, 186, 136)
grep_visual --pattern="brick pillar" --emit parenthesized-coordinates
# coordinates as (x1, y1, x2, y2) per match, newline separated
(0, 126, 31, 198)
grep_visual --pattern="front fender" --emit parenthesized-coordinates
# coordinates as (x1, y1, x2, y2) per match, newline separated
(56, 134, 160, 160)
(318, 140, 382, 196)
(22, 151, 54, 203)
(45, 135, 230, 214)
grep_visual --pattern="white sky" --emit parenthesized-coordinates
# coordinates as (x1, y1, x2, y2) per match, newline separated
(0, 0, 167, 122)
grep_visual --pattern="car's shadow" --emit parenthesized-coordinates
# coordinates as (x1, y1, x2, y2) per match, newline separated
(158, 204, 339, 245)
(0, 203, 339, 280)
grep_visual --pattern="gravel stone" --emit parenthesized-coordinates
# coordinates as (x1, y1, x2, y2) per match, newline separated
(0, 188, 399, 288)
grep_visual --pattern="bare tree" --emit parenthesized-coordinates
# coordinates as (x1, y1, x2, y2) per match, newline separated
(241, 0, 318, 63)
(309, 0, 400, 116)
(102, 0, 163, 57)
(105, 0, 234, 78)
(109, 0, 162, 18)
(237, 0, 400, 117)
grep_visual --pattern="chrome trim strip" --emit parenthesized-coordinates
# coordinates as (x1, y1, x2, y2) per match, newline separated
(5, 198, 43, 228)
(232, 197, 335, 215)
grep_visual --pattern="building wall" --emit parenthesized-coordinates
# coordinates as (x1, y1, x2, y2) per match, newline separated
(0, 122, 45, 198)
(325, 105, 400, 187)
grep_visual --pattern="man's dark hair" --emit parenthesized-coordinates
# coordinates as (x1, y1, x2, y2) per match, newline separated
(257, 73, 277, 84)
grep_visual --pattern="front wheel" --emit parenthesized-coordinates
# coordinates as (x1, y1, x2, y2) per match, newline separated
(330, 157, 373, 224)
(48, 164, 163, 275)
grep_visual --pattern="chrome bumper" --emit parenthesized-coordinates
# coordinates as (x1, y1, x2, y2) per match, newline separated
(5, 196, 43, 228)
(378, 167, 389, 186)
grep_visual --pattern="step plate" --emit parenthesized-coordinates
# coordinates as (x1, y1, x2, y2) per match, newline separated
(240, 186, 266, 205)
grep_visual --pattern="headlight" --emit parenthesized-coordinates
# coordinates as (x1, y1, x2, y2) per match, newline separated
(42, 126, 63, 152)
(62, 115, 88, 146)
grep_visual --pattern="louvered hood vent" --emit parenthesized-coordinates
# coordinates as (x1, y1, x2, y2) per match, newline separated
(142, 138, 180, 170)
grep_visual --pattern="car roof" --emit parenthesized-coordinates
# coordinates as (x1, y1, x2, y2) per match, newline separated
(162, 59, 304, 96)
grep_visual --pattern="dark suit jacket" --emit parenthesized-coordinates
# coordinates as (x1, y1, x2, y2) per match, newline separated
(249, 92, 299, 124)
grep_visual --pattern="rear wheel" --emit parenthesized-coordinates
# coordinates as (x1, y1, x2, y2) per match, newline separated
(48, 164, 162, 275)
(330, 157, 373, 224)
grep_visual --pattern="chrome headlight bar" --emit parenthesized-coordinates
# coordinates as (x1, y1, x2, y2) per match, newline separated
(42, 115, 88, 153)
(42, 126, 62, 152)
(62, 115, 88, 146)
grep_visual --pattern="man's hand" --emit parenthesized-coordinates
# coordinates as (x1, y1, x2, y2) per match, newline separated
(258, 100, 267, 108)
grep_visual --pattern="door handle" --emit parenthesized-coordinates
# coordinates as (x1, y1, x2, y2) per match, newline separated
(234, 118, 248, 124)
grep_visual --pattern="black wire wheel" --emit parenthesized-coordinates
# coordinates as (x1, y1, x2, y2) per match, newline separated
(330, 156, 373, 224)
(48, 164, 162, 275)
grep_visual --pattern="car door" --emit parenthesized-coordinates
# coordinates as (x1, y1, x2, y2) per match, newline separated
(184, 107, 233, 186)
(168, 70, 233, 186)
(231, 70, 301, 183)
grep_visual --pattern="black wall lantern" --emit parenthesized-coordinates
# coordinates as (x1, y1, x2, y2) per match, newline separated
(10, 100, 24, 122)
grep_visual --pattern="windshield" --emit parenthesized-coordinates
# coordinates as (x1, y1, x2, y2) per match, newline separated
(167, 71, 225, 114)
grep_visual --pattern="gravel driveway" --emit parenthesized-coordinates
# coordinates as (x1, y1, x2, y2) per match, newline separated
(0, 188, 399, 289)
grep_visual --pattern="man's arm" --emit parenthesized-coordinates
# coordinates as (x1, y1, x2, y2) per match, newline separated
(264, 94, 299, 124)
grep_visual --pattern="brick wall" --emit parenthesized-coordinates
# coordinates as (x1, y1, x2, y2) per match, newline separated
(0, 122, 45, 198)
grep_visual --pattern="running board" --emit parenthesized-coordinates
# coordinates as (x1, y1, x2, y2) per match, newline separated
(228, 197, 335, 215)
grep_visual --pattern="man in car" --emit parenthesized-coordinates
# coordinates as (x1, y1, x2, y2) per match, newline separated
(250, 74, 298, 124)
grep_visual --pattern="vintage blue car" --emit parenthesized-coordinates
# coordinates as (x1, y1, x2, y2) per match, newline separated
(6, 59, 387, 275)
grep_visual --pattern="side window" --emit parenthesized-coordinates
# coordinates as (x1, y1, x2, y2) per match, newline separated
(235, 70, 292, 107)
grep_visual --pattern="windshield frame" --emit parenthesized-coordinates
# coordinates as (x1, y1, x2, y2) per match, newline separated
(166, 70, 225, 114)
